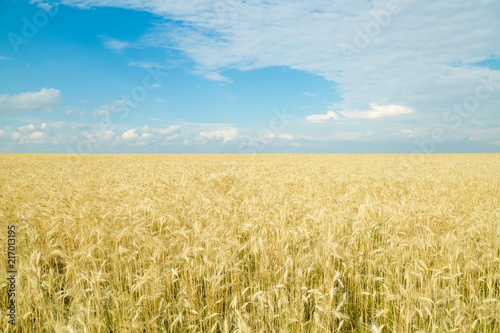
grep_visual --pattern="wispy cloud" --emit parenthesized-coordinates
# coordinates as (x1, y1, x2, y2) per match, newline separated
(44, 1, 500, 124)
(128, 61, 163, 69)
(100, 36, 130, 51)
(192, 68, 233, 83)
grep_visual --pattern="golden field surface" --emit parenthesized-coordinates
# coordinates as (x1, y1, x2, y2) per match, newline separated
(1, 153, 500, 332)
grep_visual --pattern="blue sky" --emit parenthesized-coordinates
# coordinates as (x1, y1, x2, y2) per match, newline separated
(1, 0, 499, 153)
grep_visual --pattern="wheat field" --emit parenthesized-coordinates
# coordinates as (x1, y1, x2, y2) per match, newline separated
(1, 153, 499, 332)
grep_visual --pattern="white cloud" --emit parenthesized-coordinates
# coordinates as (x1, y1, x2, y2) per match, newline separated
(122, 129, 138, 140)
(18, 124, 36, 131)
(93, 100, 128, 119)
(306, 104, 413, 123)
(306, 111, 341, 123)
(194, 70, 233, 83)
(346, 104, 414, 119)
(165, 134, 178, 141)
(262, 133, 294, 140)
(302, 92, 317, 97)
(401, 129, 421, 137)
(120, 124, 182, 145)
(11, 132, 21, 140)
(29, 131, 45, 140)
(154, 125, 180, 135)
(18, 0, 500, 148)
(0, 130, 4, 137)
(102, 130, 115, 141)
(30, 0, 55, 10)
(108, 0, 499, 129)
(0, 55, 12, 60)
(64, 108, 74, 117)
(41, 123, 47, 130)
(0, 88, 61, 113)
(200, 127, 237, 143)
(101, 37, 129, 51)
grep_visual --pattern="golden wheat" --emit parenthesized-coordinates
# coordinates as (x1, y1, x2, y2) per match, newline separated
(1, 153, 499, 332)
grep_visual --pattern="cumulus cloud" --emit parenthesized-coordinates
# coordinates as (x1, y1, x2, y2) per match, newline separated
(306, 104, 413, 123)
(0, 130, 4, 137)
(93, 100, 128, 119)
(345, 104, 414, 119)
(120, 124, 181, 144)
(306, 111, 341, 123)
(139, 124, 181, 136)
(199, 127, 237, 143)
(0, 88, 61, 113)
(102, 130, 115, 141)
(11, 132, 21, 140)
(155, 125, 181, 135)
(122, 129, 138, 140)
(29, 131, 45, 140)
(18, 124, 36, 131)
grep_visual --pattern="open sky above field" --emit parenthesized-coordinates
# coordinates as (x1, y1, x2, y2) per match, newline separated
(1, 0, 499, 153)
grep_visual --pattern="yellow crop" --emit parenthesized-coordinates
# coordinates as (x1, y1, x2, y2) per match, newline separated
(1, 153, 499, 332)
